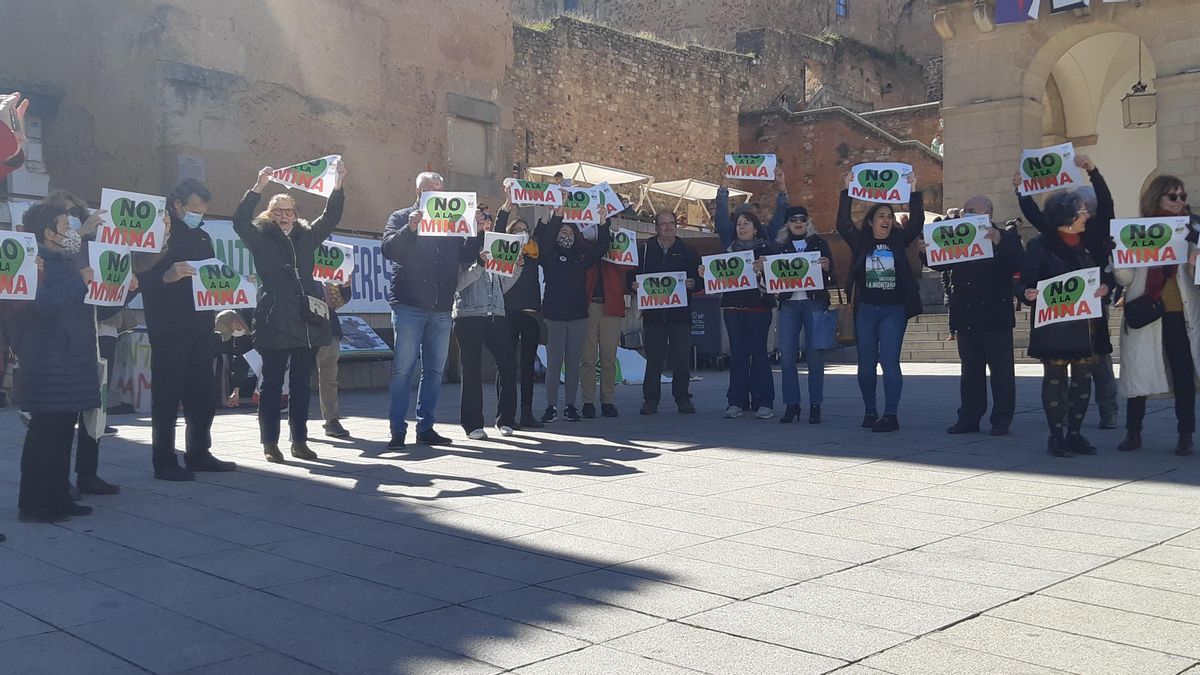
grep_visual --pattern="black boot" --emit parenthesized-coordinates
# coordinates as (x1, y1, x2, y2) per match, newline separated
(1117, 432, 1142, 452)
(1177, 433, 1194, 456)
(1066, 431, 1097, 455)
(780, 404, 802, 423)
(1047, 430, 1073, 457)
(519, 408, 544, 428)
(808, 405, 821, 424)
(862, 411, 879, 429)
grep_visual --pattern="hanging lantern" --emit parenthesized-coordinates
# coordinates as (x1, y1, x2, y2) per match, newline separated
(1122, 41, 1156, 129)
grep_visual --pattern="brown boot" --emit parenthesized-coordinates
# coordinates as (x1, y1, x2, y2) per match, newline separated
(1176, 433, 1193, 456)
(1117, 432, 1142, 452)
(263, 443, 284, 463)
(290, 442, 318, 460)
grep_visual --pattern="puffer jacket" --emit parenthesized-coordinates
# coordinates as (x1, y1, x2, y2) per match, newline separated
(454, 238, 524, 320)
(535, 215, 611, 321)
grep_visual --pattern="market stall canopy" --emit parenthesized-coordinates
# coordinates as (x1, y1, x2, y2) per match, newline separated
(527, 162, 653, 186)
(894, 211, 945, 224)
(637, 179, 753, 227)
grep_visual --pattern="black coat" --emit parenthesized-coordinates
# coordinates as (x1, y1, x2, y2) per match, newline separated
(925, 225, 1024, 332)
(381, 204, 476, 312)
(632, 236, 703, 326)
(1019, 232, 1109, 361)
(16, 248, 101, 413)
(134, 212, 218, 339)
(534, 215, 610, 321)
(232, 189, 345, 351)
(497, 209, 541, 312)
(773, 233, 835, 308)
(836, 190, 926, 319)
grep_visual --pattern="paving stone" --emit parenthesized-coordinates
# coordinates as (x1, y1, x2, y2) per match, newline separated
(1, 575, 156, 628)
(670, 538, 851, 580)
(860, 637, 1073, 675)
(827, 503, 995, 536)
(0, 546, 72, 589)
(67, 607, 259, 673)
(617, 553, 796, 599)
(0, 602, 53, 641)
(267, 574, 447, 624)
(730, 526, 903, 563)
(553, 518, 712, 552)
(815, 566, 1024, 612)
(0, 630, 144, 674)
(85, 560, 246, 609)
(870, 550, 1072, 592)
(178, 590, 359, 652)
(1131, 543, 1200, 571)
(177, 547, 329, 589)
(614, 506, 762, 537)
(965, 522, 1150, 556)
(354, 557, 525, 604)
(912, 484, 1068, 510)
(513, 645, 697, 675)
(754, 583, 972, 635)
(1006, 512, 1188, 542)
(279, 625, 500, 675)
(924, 536, 1113, 574)
(1087, 558, 1200, 596)
(605, 622, 844, 674)
(780, 513, 949, 548)
(540, 569, 732, 619)
(180, 650, 331, 675)
(465, 586, 665, 642)
(380, 605, 587, 669)
(1042, 575, 1200, 624)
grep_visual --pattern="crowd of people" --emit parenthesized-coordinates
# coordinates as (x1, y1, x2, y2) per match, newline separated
(2, 88, 1197, 534)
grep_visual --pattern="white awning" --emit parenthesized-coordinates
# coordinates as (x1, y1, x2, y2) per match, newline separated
(527, 162, 653, 186)
(647, 179, 752, 202)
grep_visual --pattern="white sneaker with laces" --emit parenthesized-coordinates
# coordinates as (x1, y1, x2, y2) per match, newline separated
(724, 406, 743, 419)
(467, 428, 488, 440)
(756, 406, 774, 420)
(498, 425, 514, 437)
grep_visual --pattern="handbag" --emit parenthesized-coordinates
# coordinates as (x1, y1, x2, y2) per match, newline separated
(835, 286, 856, 345)
(1125, 268, 1168, 330)
(808, 305, 839, 351)
(292, 267, 329, 327)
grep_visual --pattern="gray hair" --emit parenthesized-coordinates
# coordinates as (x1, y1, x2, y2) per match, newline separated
(415, 171, 444, 190)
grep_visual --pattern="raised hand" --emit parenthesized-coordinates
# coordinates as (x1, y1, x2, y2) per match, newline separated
(163, 261, 196, 283)
(407, 210, 423, 235)
(79, 267, 94, 284)
(333, 159, 347, 190)
(254, 167, 273, 193)
(1075, 154, 1095, 172)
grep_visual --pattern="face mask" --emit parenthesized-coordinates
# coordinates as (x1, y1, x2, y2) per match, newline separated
(182, 211, 204, 229)
(557, 234, 575, 250)
(59, 228, 82, 255)
(232, 329, 246, 338)
(67, 215, 82, 230)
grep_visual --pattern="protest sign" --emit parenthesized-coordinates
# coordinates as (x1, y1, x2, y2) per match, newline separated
(190, 258, 257, 310)
(1034, 266, 1101, 328)
(1110, 217, 1189, 270)
(98, 188, 167, 252)
(313, 240, 355, 283)
(561, 186, 603, 225)
(1018, 143, 1083, 196)
(483, 231, 525, 278)
(849, 163, 912, 204)
(702, 250, 757, 295)
(605, 229, 639, 266)
(723, 154, 777, 181)
(509, 179, 562, 207)
(636, 271, 688, 310)
(595, 181, 625, 218)
(924, 215, 995, 265)
(86, 242, 133, 307)
(762, 251, 824, 294)
(268, 155, 341, 198)
(418, 191, 477, 237)
(0, 230, 38, 300)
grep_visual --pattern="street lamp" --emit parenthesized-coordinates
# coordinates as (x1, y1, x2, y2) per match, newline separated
(1122, 40, 1156, 129)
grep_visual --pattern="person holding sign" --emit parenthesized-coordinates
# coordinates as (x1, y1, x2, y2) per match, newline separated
(838, 170, 926, 432)
(579, 225, 631, 419)
(496, 200, 545, 429)
(1018, 192, 1112, 457)
(233, 163, 346, 463)
(1115, 176, 1199, 457)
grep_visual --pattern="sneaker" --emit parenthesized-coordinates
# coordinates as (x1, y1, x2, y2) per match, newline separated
(324, 420, 350, 438)
(497, 425, 514, 437)
(640, 401, 658, 415)
(77, 475, 120, 495)
(153, 463, 196, 482)
(541, 406, 558, 423)
(263, 443, 285, 464)
(387, 433, 406, 451)
(724, 406, 743, 419)
(184, 453, 237, 472)
(290, 443, 318, 460)
(601, 404, 619, 418)
(755, 406, 774, 420)
(102, 426, 118, 437)
(861, 412, 879, 429)
(1098, 417, 1118, 430)
(563, 405, 582, 422)
(416, 429, 453, 445)
(581, 403, 596, 419)
(677, 399, 696, 414)
(871, 414, 900, 433)
(468, 428, 488, 440)
(18, 410, 30, 427)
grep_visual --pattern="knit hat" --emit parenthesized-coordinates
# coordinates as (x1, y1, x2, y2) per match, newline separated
(785, 205, 809, 220)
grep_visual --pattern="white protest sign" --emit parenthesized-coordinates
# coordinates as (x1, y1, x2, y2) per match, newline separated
(724, 154, 777, 181)
(561, 186, 603, 225)
(483, 231, 525, 278)
(0, 230, 38, 300)
(86, 242, 133, 307)
(636, 271, 688, 311)
(1034, 266, 1101, 328)
(98, 188, 167, 252)
(924, 215, 995, 265)
(1110, 217, 1190, 270)
(762, 251, 824, 294)
(508, 179, 562, 207)
(418, 191, 477, 237)
(190, 258, 257, 310)
(595, 181, 625, 218)
(702, 250, 757, 295)
(849, 163, 912, 204)
(269, 155, 341, 198)
(1018, 143, 1083, 196)
(605, 229, 639, 266)
(313, 240, 355, 283)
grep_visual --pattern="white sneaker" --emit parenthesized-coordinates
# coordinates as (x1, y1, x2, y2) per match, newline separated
(498, 425, 514, 437)
(724, 406, 743, 419)
(467, 428, 488, 440)
(756, 406, 774, 419)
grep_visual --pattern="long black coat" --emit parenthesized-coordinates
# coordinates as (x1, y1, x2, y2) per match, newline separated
(925, 225, 1024, 332)
(1019, 232, 1109, 361)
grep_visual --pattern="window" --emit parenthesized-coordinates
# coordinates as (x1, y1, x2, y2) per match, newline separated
(836, 0, 848, 17)
(448, 117, 489, 178)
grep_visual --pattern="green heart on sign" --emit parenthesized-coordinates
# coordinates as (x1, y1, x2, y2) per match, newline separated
(933, 222, 978, 248)
(111, 197, 158, 234)
(610, 232, 632, 252)
(1120, 223, 1172, 251)
(518, 180, 549, 191)
(490, 238, 520, 263)
(1023, 152, 1063, 179)
(295, 159, 328, 179)
(732, 155, 766, 167)
(858, 168, 900, 190)
(98, 250, 131, 286)
(563, 190, 591, 210)
(199, 264, 238, 292)
(0, 238, 25, 277)
(426, 196, 468, 221)
(315, 244, 345, 272)
(710, 256, 745, 279)
(770, 257, 808, 279)
(645, 275, 677, 296)
(1043, 276, 1086, 306)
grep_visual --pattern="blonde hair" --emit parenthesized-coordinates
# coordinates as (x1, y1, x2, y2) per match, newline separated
(255, 193, 299, 223)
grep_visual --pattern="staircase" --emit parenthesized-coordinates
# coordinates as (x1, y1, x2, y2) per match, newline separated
(898, 309, 1123, 364)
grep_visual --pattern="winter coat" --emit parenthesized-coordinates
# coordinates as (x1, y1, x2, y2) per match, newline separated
(584, 261, 629, 318)
(381, 203, 476, 312)
(496, 208, 541, 312)
(534, 215, 611, 321)
(925, 224, 1024, 332)
(1114, 261, 1200, 398)
(773, 231, 836, 308)
(715, 186, 776, 310)
(232, 189, 345, 351)
(454, 237, 524, 320)
(632, 236, 703, 326)
(836, 189, 926, 319)
(1018, 232, 1110, 361)
(133, 211, 218, 339)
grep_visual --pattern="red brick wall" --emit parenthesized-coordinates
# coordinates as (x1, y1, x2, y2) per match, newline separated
(862, 103, 942, 152)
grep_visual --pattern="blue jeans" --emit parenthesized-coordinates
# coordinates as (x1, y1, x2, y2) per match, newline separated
(778, 300, 826, 406)
(389, 304, 453, 436)
(855, 302, 908, 415)
(724, 310, 774, 409)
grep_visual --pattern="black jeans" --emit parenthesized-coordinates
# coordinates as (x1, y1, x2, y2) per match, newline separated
(1042, 362, 1093, 435)
(75, 412, 100, 478)
(508, 311, 540, 413)
(1127, 312, 1196, 434)
(19, 411, 76, 512)
(643, 322, 691, 404)
(150, 330, 217, 468)
(259, 346, 318, 444)
(956, 328, 1016, 429)
(457, 316, 517, 432)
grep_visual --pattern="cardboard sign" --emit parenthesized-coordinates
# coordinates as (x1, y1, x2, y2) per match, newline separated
(1034, 266, 1101, 328)
(1110, 217, 1190, 270)
(561, 186, 603, 225)
(190, 258, 257, 310)
(605, 229, 639, 266)
(483, 231, 526, 278)
(86, 242, 133, 307)
(762, 251, 824, 294)
(636, 271, 688, 310)
(724, 154, 777, 181)
(509, 180, 562, 207)
(269, 154, 341, 198)
(313, 240, 355, 283)
(849, 163, 912, 204)
(98, 188, 168, 253)
(595, 181, 625, 218)
(702, 250, 757, 295)
(0, 230, 38, 300)
(924, 215, 995, 265)
(418, 191, 478, 237)
(1018, 143, 1082, 196)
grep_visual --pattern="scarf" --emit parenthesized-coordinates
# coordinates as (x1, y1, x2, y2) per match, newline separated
(730, 236, 766, 253)
(1146, 209, 1183, 295)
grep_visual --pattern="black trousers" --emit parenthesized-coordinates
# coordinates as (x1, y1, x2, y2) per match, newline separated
(259, 346, 318, 444)
(75, 412, 100, 478)
(150, 330, 217, 468)
(643, 322, 691, 404)
(508, 311, 540, 412)
(956, 328, 1016, 429)
(19, 411, 76, 512)
(457, 316, 517, 431)
(1042, 362, 1093, 435)
(1127, 312, 1196, 434)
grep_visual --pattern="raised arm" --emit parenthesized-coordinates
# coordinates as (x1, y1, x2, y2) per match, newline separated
(381, 207, 418, 262)
(765, 169, 789, 241)
(581, 221, 612, 266)
(901, 184, 925, 246)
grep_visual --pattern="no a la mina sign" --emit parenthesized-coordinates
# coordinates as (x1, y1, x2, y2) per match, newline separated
(1110, 217, 1190, 270)
(723, 154, 777, 181)
(86, 241, 134, 307)
(923, 215, 995, 265)
(849, 163, 912, 204)
(1018, 143, 1083, 196)
(98, 188, 168, 253)
(269, 155, 341, 198)
(702, 250, 757, 295)
(0, 230, 38, 300)
(636, 271, 688, 310)
(605, 229, 639, 266)
(483, 231, 526, 278)
(762, 251, 824, 293)
(1034, 266, 1101, 328)
(509, 180, 563, 207)
(312, 240, 356, 283)
(190, 258, 257, 310)
(561, 186, 603, 226)
(418, 191, 478, 237)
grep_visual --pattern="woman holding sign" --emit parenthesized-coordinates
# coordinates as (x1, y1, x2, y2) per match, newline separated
(837, 171, 925, 432)
(233, 163, 346, 464)
(1115, 176, 1198, 456)
(497, 198, 545, 429)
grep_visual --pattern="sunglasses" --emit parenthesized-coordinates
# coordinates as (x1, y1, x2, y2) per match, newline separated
(1165, 192, 1188, 203)
(270, 208, 296, 217)
(787, 215, 809, 223)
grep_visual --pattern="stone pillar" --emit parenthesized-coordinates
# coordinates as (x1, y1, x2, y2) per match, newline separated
(1152, 71, 1200, 186)
(942, 97, 1037, 221)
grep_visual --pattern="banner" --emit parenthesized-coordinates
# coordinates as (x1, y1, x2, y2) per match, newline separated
(86, 242, 134, 306)
(1018, 143, 1082, 196)
(268, 155, 341, 198)
(996, 0, 1040, 23)
(1051, 0, 1089, 12)
(762, 251, 824, 294)
(313, 240, 355, 283)
(483, 231, 525, 278)
(509, 180, 562, 207)
(338, 316, 393, 357)
(702, 250, 757, 295)
(636, 271, 688, 310)
(723, 154, 777, 181)
(923, 215, 995, 265)
(417, 191, 477, 237)
(1034, 266, 1101, 328)
(595, 181, 625, 218)
(605, 229, 639, 266)
(1110, 217, 1189, 269)
(849, 163, 912, 204)
(561, 186, 603, 225)
(0, 230, 38, 300)
(190, 258, 257, 310)
(98, 188, 167, 253)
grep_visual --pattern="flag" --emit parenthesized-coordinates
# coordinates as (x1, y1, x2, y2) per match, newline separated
(996, 0, 1040, 24)
(1051, 0, 1089, 12)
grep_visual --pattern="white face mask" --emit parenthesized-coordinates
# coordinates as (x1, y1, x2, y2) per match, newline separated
(231, 329, 246, 337)
(67, 215, 82, 230)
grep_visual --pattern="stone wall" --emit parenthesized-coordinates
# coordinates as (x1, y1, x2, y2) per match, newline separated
(862, 103, 942, 151)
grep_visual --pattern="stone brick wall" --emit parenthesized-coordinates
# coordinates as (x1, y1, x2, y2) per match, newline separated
(862, 103, 942, 151)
